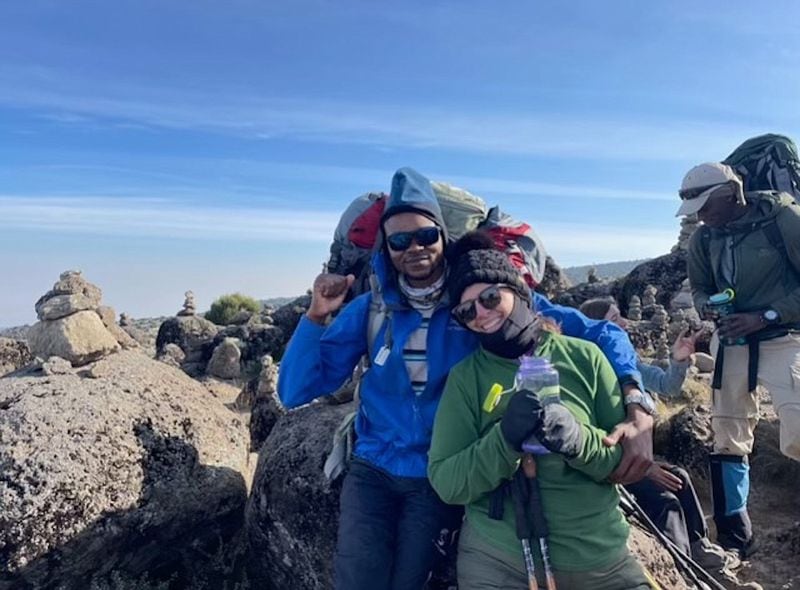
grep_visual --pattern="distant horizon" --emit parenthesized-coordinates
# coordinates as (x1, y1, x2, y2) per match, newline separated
(0, 255, 651, 330)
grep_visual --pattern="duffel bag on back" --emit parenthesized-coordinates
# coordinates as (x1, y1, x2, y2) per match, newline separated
(430, 181, 489, 241)
(479, 206, 547, 288)
(723, 133, 800, 199)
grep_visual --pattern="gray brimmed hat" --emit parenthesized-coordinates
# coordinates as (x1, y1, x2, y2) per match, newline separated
(676, 162, 745, 217)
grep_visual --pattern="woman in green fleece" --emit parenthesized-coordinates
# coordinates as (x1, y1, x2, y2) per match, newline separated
(428, 232, 649, 590)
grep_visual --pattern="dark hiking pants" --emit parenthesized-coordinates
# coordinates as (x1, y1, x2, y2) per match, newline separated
(625, 466, 707, 557)
(335, 458, 462, 590)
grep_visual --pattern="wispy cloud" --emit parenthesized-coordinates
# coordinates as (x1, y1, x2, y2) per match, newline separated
(0, 196, 339, 242)
(1, 65, 790, 162)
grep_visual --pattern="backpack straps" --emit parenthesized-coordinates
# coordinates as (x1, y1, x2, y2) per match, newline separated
(365, 273, 391, 365)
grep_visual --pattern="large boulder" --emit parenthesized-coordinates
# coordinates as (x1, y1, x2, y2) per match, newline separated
(616, 250, 688, 316)
(0, 339, 33, 377)
(245, 402, 350, 590)
(27, 310, 120, 367)
(207, 337, 242, 380)
(270, 295, 311, 355)
(0, 351, 249, 590)
(245, 402, 688, 590)
(155, 315, 219, 375)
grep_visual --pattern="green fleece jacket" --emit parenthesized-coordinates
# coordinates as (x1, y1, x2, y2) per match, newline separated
(428, 331, 628, 572)
(688, 191, 800, 324)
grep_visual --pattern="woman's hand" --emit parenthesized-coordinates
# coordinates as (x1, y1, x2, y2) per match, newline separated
(671, 328, 699, 362)
(647, 462, 684, 492)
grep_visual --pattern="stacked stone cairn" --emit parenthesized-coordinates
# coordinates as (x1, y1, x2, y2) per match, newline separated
(177, 290, 197, 316)
(672, 214, 700, 253)
(28, 270, 138, 367)
(628, 295, 642, 321)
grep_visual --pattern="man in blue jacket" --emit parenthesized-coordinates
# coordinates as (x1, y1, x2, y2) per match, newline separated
(278, 167, 656, 590)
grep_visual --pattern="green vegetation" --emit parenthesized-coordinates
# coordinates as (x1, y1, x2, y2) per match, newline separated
(206, 293, 261, 326)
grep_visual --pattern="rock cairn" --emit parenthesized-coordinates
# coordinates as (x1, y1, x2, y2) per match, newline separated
(672, 215, 700, 253)
(670, 278, 694, 313)
(27, 270, 137, 366)
(628, 295, 642, 321)
(651, 304, 669, 330)
(177, 290, 197, 317)
(642, 284, 657, 308)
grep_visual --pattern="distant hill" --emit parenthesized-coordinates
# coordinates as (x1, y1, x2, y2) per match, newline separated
(563, 259, 649, 285)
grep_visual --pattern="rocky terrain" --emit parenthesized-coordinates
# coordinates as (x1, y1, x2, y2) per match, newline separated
(2, 223, 798, 590)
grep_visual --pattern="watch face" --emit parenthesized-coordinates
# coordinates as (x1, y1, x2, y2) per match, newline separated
(764, 309, 779, 322)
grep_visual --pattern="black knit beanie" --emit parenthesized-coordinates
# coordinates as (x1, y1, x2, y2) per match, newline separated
(447, 231, 531, 305)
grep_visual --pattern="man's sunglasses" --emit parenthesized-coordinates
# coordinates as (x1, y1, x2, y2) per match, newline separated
(386, 226, 441, 252)
(451, 284, 506, 325)
(679, 182, 733, 201)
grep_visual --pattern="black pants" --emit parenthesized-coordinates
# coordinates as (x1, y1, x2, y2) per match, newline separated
(625, 466, 707, 557)
(335, 459, 462, 590)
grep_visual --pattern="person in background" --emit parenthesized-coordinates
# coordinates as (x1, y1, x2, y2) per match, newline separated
(678, 162, 800, 558)
(580, 297, 759, 589)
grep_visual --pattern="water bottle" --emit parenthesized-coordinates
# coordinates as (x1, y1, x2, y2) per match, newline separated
(515, 355, 560, 455)
(708, 288, 745, 345)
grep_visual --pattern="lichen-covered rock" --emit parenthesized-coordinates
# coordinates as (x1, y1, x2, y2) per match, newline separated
(0, 351, 249, 590)
(155, 315, 218, 375)
(27, 310, 120, 367)
(0, 338, 33, 377)
(245, 402, 349, 590)
(617, 251, 688, 316)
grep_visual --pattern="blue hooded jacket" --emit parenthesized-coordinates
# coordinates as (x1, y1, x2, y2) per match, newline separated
(278, 168, 643, 477)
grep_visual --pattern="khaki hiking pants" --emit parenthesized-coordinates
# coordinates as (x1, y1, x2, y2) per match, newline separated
(456, 521, 650, 590)
(710, 332, 800, 460)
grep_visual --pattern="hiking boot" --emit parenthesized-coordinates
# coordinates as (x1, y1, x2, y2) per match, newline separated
(707, 566, 763, 590)
(690, 538, 742, 571)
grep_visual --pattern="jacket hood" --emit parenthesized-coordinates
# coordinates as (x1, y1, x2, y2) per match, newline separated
(380, 167, 449, 242)
(373, 167, 449, 299)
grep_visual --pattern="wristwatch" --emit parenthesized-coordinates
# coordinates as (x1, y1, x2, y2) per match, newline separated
(761, 308, 780, 325)
(623, 390, 657, 416)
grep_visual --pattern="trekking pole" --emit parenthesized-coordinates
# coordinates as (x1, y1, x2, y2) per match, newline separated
(522, 454, 557, 590)
(511, 469, 538, 590)
(618, 486, 727, 590)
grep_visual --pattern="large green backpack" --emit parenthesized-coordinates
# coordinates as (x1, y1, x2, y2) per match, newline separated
(723, 133, 800, 200)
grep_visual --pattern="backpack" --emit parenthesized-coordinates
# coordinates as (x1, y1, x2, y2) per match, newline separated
(723, 133, 800, 200)
(479, 206, 547, 288)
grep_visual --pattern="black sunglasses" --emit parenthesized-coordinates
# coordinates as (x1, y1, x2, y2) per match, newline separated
(679, 182, 732, 201)
(451, 284, 506, 325)
(386, 226, 441, 252)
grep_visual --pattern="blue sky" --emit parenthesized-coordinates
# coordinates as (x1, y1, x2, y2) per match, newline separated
(2, 1, 799, 327)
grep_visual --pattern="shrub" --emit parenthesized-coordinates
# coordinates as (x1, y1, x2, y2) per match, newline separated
(206, 293, 261, 326)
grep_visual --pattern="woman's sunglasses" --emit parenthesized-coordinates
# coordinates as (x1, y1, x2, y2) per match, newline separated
(386, 226, 441, 252)
(451, 284, 506, 325)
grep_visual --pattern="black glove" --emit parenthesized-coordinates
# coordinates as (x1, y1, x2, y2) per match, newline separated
(535, 402, 583, 459)
(500, 389, 543, 451)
